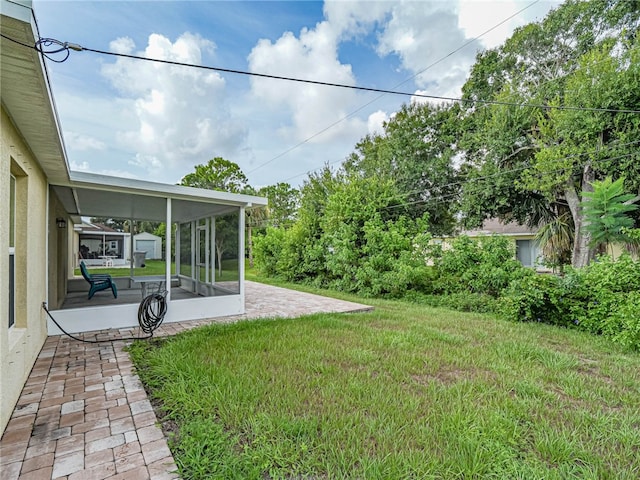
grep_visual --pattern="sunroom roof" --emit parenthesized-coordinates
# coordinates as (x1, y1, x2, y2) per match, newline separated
(52, 171, 267, 222)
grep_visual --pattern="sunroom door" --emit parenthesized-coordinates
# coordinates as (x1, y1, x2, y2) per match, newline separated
(195, 221, 210, 295)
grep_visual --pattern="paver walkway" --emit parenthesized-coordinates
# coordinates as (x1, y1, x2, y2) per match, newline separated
(0, 281, 372, 480)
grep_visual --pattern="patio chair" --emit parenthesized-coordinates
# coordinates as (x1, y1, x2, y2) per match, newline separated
(79, 261, 118, 300)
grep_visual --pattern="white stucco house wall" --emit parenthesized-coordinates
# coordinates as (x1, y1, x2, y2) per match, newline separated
(0, 0, 266, 435)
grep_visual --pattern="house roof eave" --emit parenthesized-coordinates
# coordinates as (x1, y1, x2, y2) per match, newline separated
(1, 0, 71, 184)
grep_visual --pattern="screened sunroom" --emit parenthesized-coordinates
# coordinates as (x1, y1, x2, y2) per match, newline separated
(48, 171, 267, 334)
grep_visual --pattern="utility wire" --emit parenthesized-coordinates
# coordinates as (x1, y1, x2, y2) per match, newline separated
(251, 140, 640, 227)
(2, 32, 639, 115)
(378, 148, 640, 212)
(249, 148, 640, 229)
(246, 0, 543, 175)
(388, 138, 640, 204)
(250, 147, 640, 230)
(79, 46, 640, 114)
(383, 151, 640, 213)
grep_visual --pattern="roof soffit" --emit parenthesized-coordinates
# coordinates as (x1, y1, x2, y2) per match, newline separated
(1, 1, 70, 183)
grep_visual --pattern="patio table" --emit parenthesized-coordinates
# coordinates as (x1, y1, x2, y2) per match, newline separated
(130, 275, 170, 298)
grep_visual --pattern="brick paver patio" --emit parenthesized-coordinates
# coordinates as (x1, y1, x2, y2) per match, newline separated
(0, 281, 372, 480)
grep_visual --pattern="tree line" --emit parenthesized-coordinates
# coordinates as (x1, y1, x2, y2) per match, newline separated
(97, 0, 640, 275)
(252, 0, 639, 276)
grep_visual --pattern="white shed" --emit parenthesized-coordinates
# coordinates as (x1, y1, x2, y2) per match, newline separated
(133, 232, 162, 259)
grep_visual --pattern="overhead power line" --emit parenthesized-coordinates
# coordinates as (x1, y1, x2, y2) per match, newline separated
(2, 32, 639, 116)
(210, 142, 640, 229)
(285, 138, 640, 213)
(63, 46, 640, 115)
(246, 0, 543, 175)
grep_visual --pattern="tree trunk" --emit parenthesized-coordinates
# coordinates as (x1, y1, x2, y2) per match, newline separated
(565, 164, 595, 268)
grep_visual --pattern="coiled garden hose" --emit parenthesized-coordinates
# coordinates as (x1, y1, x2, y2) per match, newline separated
(42, 291, 168, 343)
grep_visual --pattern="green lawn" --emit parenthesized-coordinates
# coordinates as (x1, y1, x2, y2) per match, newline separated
(75, 259, 174, 277)
(128, 277, 640, 479)
(76, 259, 238, 281)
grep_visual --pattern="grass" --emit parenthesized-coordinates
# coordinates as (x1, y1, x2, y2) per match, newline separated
(75, 259, 238, 281)
(75, 259, 174, 277)
(128, 275, 640, 479)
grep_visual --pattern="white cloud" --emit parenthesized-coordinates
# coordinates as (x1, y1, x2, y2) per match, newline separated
(323, 1, 389, 39)
(457, 1, 563, 50)
(69, 160, 90, 171)
(101, 33, 247, 176)
(375, 2, 476, 98)
(128, 153, 162, 170)
(109, 36, 135, 55)
(247, 21, 366, 144)
(367, 110, 388, 135)
(65, 132, 106, 151)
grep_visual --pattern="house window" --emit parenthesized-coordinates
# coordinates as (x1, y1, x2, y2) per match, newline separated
(78, 235, 124, 259)
(8, 174, 16, 328)
(516, 239, 537, 267)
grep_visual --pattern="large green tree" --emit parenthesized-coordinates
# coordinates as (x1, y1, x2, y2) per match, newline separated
(344, 102, 461, 236)
(258, 182, 299, 228)
(525, 40, 640, 266)
(459, 0, 640, 267)
(180, 157, 249, 193)
(180, 157, 250, 272)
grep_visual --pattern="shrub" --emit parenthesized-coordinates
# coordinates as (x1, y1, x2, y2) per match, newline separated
(355, 216, 433, 297)
(566, 254, 640, 339)
(498, 273, 570, 326)
(432, 235, 528, 297)
(253, 227, 286, 277)
(608, 292, 640, 349)
(500, 254, 640, 350)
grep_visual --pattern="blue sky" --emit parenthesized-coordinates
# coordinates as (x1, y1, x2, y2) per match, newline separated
(32, 0, 561, 188)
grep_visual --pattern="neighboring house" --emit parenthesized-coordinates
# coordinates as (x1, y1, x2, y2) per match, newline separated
(133, 231, 162, 260)
(0, 0, 267, 435)
(432, 218, 545, 269)
(459, 218, 545, 269)
(75, 221, 131, 267)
